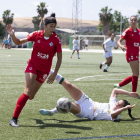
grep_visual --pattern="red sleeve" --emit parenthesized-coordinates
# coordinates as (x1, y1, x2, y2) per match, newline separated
(27, 31, 37, 42)
(55, 35, 62, 53)
(121, 29, 128, 40)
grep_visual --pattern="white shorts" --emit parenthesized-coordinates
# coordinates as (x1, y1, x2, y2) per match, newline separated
(73, 45, 79, 50)
(73, 93, 94, 120)
(104, 51, 113, 58)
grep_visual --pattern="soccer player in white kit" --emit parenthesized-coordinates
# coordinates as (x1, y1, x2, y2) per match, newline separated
(40, 70, 138, 121)
(84, 38, 89, 50)
(100, 32, 118, 72)
(70, 36, 80, 59)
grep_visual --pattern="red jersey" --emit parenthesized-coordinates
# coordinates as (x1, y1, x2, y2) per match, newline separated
(27, 30, 62, 72)
(121, 27, 140, 55)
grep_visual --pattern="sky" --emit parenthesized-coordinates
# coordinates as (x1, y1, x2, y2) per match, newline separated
(0, 0, 140, 20)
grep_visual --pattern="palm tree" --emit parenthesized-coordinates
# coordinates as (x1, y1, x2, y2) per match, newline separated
(3, 10, 14, 26)
(37, 2, 48, 30)
(137, 10, 140, 29)
(99, 6, 112, 35)
(32, 15, 41, 31)
(2, 10, 14, 36)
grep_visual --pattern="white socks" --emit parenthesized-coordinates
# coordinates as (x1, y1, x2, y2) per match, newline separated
(49, 70, 64, 84)
(51, 108, 59, 114)
(104, 65, 109, 70)
(102, 62, 105, 65)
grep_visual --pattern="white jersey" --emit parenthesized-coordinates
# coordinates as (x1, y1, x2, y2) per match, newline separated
(73, 93, 120, 121)
(93, 98, 120, 120)
(84, 39, 89, 45)
(103, 38, 117, 52)
(73, 39, 78, 47)
(73, 39, 79, 50)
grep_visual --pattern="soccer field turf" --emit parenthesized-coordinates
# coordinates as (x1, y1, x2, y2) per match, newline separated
(0, 49, 140, 140)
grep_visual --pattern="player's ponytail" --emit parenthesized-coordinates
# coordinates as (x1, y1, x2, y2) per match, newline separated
(51, 13, 55, 18)
(44, 13, 57, 25)
(123, 99, 140, 120)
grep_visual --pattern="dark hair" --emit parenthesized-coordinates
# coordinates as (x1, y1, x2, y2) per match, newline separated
(130, 15, 137, 20)
(106, 30, 116, 37)
(44, 13, 57, 25)
(123, 99, 140, 120)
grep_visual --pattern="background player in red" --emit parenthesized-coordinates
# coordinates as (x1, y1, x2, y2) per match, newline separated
(114, 15, 140, 92)
(6, 13, 62, 127)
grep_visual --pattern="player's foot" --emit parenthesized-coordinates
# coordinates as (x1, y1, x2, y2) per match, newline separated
(100, 63, 102, 69)
(114, 84, 120, 88)
(9, 118, 19, 127)
(39, 109, 54, 116)
(103, 69, 108, 72)
(78, 57, 80, 59)
(70, 56, 72, 58)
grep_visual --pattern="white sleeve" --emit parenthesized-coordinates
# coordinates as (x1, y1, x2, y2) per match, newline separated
(114, 41, 117, 48)
(103, 40, 108, 45)
(109, 97, 117, 104)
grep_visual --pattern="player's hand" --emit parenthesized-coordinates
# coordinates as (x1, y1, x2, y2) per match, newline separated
(125, 104, 135, 109)
(121, 46, 126, 52)
(130, 92, 139, 98)
(47, 73, 56, 84)
(104, 50, 107, 52)
(6, 25, 15, 35)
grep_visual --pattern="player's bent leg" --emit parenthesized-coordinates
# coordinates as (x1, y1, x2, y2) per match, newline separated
(61, 79, 83, 101)
(70, 102, 81, 114)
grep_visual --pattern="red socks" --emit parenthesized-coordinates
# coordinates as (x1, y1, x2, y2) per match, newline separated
(119, 76, 132, 87)
(132, 76, 138, 92)
(13, 93, 29, 119)
(119, 75, 138, 92)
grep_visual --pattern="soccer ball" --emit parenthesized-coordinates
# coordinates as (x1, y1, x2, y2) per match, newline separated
(56, 97, 72, 113)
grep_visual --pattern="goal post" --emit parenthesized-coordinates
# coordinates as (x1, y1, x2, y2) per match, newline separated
(69, 35, 125, 50)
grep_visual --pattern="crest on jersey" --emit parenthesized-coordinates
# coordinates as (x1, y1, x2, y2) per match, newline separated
(49, 42, 53, 47)
(139, 33, 140, 35)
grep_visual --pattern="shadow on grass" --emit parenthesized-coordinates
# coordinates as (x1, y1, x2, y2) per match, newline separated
(113, 119, 139, 123)
(20, 118, 92, 130)
(43, 118, 91, 123)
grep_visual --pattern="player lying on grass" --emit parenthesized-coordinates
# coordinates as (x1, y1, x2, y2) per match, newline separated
(40, 70, 140, 121)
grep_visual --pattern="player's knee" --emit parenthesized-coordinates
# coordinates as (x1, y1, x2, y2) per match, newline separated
(29, 96, 34, 100)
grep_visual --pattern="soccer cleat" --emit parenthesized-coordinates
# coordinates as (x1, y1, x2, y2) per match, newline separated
(78, 57, 80, 59)
(70, 56, 72, 58)
(9, 118, 19, 127)
(39, 109, 54, 116)
(114, 84, 120, 88)
(103, 69, 108, 72)
(100, 63, 102, 69)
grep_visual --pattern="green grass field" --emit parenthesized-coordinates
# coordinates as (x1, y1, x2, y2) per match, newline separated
(0, 49, 140, 140)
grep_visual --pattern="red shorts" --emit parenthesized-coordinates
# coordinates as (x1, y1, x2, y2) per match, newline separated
(25, 62, 50, 83)
(126, 54, 139, 63)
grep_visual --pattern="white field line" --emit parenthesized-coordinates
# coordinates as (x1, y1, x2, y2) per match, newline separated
(74, 73, 132, 81)
(0, 54, 11, 57)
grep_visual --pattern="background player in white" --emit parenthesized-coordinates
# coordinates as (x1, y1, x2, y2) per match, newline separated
(84, 38, 89, 50)
(100, 31, 118, 72)
(40, 70, 138, 121)
(70, 36, 80, 59)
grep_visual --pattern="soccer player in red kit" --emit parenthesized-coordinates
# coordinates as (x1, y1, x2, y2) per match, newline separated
(6, 13, 62, 127)
(114, 15, 140, 92)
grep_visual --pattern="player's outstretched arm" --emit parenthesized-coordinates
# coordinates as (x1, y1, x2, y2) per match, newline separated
(110, 88, 139, 99)
(6, 24, 28, 45)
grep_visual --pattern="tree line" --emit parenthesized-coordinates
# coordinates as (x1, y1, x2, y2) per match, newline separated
(1, 4, 140, 37)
